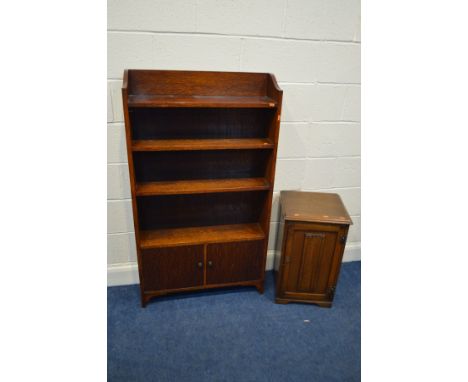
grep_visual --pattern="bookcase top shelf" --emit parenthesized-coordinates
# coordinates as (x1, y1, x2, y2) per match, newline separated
(128, 95, 277, 108)
(123, 69, 282, 109)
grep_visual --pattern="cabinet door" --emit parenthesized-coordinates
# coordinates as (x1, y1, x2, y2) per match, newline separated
(141, 245, 204, 291)
(206, 240, 263, 285)
(280, 223, 344, 300)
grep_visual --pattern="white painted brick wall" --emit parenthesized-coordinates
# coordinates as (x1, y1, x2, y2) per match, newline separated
(107, 164, 131, 200)
(242, 39, 320, 83)
(107, 0, 361, 275)
(197, 0, 285, 37)
(284, 0, 360, 41)
(153, 35, 241, 72)
(108, 0, 198, 33)
(107, 123, 127, 164)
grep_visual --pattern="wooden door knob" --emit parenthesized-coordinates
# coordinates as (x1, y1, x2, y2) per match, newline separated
(208, 261, 213, 267)
(197, 262, 203, 268)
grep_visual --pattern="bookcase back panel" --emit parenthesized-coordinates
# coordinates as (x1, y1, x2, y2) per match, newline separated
(137, 191, 267, 230)
(133, 150, 271, 182)
(128, 70, 268, 97)
(130, 108, 274, 139)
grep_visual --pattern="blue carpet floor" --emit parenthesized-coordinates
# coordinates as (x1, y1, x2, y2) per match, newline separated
(108, 261, 360, 382)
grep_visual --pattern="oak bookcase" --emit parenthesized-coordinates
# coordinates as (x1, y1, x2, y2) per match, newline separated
(122, 69, 282, 307)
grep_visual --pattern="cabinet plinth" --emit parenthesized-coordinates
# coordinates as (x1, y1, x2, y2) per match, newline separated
(122, 69, 283, 307)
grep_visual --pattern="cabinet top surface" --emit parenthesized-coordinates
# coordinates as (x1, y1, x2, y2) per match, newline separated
(280, 191, 352, 225)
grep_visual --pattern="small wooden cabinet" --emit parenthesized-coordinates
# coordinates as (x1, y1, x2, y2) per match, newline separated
(122, 69, 282, 307)
(275, 191, 352, 307)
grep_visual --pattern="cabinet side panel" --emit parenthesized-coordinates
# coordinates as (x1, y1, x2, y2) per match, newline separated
(122, 71, 144, 299)
(260, 75, 283, 284)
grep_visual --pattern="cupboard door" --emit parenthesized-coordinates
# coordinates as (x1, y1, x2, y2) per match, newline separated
(206, 240, 263, 285)
(280, 223, 342, 300)
(141, 245, 204, 291)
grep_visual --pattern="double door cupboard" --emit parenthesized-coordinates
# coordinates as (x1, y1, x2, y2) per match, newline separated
(122, 70, 283, 307)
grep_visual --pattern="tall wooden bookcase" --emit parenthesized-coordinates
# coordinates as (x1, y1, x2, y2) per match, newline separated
(122, 69, 283, 307)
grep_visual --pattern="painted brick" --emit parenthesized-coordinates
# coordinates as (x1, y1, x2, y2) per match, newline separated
(354, 15, 361, 42)
(307, 122, 361, 157)
(342, 85, 361, 121)
(347, 215, 361, 242)
(268, 222, 279, 250)
(108, 0, 197, 32)
(107, 232, 137, 264)
(107, 85, 113, 122)
(284, 0, 360, 41)
(108, 80, 124, 122)
(107, 200, 134, 234)
(312, 187, 361, 216)
(270, 192, 281, 222)
(334, 157, 361, 188)
(303, 158, 336, 189)
(280, 84, 314, 122)
(309, 85, 350, 121)
(317, 43, 360, 83)
(273, 159, 307, 191)
(242, 39, 320, 83)
(277, 122, 309, 158)
(336, 187, 361, 217)
(108, 164, 131, 200)
(108, 32, 154, 79)
(303, 157, 360, 189)
(197, 0, 284, 37)
(107, 123, 128, 164)
(281, 84, 348, 122)
(153, 35, 241, 72)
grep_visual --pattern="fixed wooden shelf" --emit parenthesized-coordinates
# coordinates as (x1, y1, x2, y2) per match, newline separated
(132, 138, 274, 151)
(135, 178, 270, 196)
(139, 223, 265, 249)
(127, 95, 278, 108)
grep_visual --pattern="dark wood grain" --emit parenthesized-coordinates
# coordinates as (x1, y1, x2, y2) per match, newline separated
(136, 178, 270, 196)
(139, 223, 265, 249)
(258, 73, 283, 289)
(206, 240, 263, 284)
(275, 192, 352, 308)
(121, 69, 282, 307)
(141, 245, 204, 291)
(122, 70, 146, 305)
(132, 138, 274, 151)
(127, 69, 268, 97)
(280, 191, 353, 224)
(128, 94, 277, 108)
